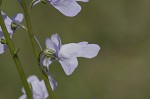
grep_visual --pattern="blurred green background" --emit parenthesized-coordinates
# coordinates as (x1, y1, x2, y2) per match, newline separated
(0, 0, 150, 99)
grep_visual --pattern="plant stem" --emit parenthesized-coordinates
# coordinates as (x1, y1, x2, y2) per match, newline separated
(0, 10, 32, 99)
(19, 1, 56, 99)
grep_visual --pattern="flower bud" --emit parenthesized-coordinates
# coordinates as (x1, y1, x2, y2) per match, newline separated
(43, 48, 55, 59)
(0, 38, 6, 44)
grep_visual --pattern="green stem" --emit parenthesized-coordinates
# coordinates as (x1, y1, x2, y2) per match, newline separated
(19, 1, 56, 99)
(0, 10, 32, 99)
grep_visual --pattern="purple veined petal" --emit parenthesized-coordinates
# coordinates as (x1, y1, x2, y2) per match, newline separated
(51, 33, 61, 50)
(28, 76, 45, 98)
(48, 75, 58, 90)
(45, 38, 57, 52)
(39, 80, 49, 98)
(76, 43, 100, 58)
(1, 11, 14, 34)
(5, 24, 13, 34)
(19, 94, 27, 99)
(58, 43, 81, 58)
(76, 0, 89, 2)
(59, 57, 78, 75)
(51, 0, 81, 17)
(11, 13, 24, 23)
(40, 54, 53, 70)
(42, 57, 53, 68)
(1, 11, 12, 25)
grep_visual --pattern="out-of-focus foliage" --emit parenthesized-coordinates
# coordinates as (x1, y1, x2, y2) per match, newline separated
(0, 0, 150, 99)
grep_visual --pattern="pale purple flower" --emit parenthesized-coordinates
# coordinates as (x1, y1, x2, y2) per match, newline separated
(33, 0, 89, 17)
(0, 11, 24, 54)
(41, 33, 100, 75)
(19, 75, 57, 99)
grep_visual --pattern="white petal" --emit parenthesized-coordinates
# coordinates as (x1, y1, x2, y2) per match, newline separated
(76, 0, 89, 2)
(48, 75, 57, 90)
(1, 11, 13, 34)
(6, 24, 13, 34)
(77, 43, 100, 58)
(58, 43, 81, 58)
(59, 57, 78, 75)
(1, 11, 12, 25)
(42, 58, 53, 68)
(27, 75, 39, 83)
(51, 33, 61, 49)
(51, 0, 81, 17)
(19, 95, 27, 99)
(39, 80, 49, 98)
(20, 75, 49, 99)
(45, 38, 57, 52)
(0, 43, 5, 54)
(59, 42, 100, 59)
(21, 87, 25, 94)
(28, 76, 44, 98)
(12, 13, 24, 23)
(33, 94, 42, 99)
(77, 41, 88, 45)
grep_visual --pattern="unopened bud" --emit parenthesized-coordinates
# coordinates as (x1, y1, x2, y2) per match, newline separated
(43, 49, 55, 59)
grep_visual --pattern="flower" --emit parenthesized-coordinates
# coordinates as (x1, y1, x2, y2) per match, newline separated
(0, 11, 24, 54)
(19, 75, 57, 99)
(41, 33, 100, 75)
(32, 0, 89, 17)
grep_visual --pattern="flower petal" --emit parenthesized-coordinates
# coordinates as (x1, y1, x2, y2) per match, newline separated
(48, 75, 58, 90)
(11, 13, 24, 23)
(28, 76, 44, 98)
(76, 0, 89, 2)
(1, 11, 13, 34)
(41, 57, 53, 68)
(77, 41, 88, 45)
(39, 80, 49, 98)
(6, 25, 13, 34)
(76, 43, 100, 58)
(58, 43, 81, 58)
(51, 0, 81, 17)
(59, 57, 78, 75)
(19, 95, 27, 99)
(59, 42, 100, 59)
(1, 11, 12, 25)
(0, 43, 5, 54)
(45, 38, 57, 52)
(51, 33, 61, 49)
(20, 75, 50, 99)
(27, 75, 39, 82)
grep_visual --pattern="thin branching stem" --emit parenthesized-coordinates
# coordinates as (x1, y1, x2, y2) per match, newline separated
(19, 1, 56, 99)
(0, 10, 32, 99)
